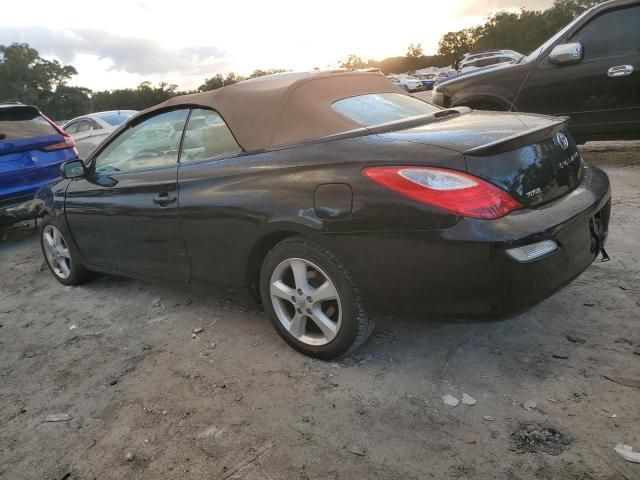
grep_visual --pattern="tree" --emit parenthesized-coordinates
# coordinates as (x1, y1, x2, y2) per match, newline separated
(249, 68, 288, 78)
(437, 29, 476, 64)
(339, 54, 367, 70)
(0, 43, 78, 115)
(406, 43, 424, 58)
(197, 72, 243, 92)
(437, 0, 599, 65)
(91, 81, 182, 112)
(43, 86, 92, 120)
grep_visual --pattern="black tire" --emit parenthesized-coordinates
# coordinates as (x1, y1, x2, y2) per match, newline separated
(260, 236, 374, 360)
(40, 216, 94, 286)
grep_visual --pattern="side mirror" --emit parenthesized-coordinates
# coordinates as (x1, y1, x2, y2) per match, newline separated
(61, 160, 86, 179)
(548, 42, 583, 65)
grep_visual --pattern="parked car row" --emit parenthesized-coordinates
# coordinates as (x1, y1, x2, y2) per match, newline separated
(387, 74, 425, 92)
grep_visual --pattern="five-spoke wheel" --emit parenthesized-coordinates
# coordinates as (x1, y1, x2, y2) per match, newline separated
(40, 218, 93, 286)
(270, 258, 342, 346)
(260, 237, 374, 359)
(42, 224, 72, 279)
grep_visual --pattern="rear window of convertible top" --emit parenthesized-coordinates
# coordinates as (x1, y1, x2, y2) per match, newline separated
(332, 93, 440, 127)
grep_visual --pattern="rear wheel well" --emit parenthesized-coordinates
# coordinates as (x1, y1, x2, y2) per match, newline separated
(246, 231, 299, 300)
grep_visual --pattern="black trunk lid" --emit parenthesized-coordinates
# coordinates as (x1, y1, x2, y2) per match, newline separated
(377, 110, 584, 207)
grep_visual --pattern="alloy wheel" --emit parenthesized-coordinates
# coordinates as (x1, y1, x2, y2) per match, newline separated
(43, 225, 72, 279)
(269, 257, 342, 346)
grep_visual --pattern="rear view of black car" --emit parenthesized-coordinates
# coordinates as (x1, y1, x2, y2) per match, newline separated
(34, 71, 611, 359)
(1, 103, 77, 224)
(432, 0, 640, 143)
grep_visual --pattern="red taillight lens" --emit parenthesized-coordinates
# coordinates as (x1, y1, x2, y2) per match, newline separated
(362, 166, 523, 219)
(42, 114, 76, 151)
(42, 136, 76, 151)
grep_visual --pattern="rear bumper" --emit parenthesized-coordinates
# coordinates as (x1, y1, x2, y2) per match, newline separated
(321, 165, 611, 317)
(0, 194, 38, 225)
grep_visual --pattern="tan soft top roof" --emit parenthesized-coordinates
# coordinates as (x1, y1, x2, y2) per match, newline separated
(139, 70, 407, 151)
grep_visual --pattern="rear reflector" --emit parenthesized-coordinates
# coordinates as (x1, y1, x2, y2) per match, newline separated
(362, 166, 523, 219)
(506, 240, 558, 262)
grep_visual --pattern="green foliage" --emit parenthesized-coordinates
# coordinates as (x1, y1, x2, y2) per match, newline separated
(249, 68, 288, 78)
(406, 43, 424, 58)
(0, 43, 81, 118)
(45, 85, 92, 121)
(339, 54, 367, 69)
(437, 0, 599, 63)
(92, 81, 184, 112)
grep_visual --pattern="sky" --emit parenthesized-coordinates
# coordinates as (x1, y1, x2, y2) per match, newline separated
(0, 0, 553, 91)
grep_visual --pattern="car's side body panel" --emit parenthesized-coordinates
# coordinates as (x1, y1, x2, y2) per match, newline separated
(63, 164, 190, 281)
(176, 134, 465, 285)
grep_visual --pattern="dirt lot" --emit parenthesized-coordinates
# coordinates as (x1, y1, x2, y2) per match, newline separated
(1, 142, 639, 480)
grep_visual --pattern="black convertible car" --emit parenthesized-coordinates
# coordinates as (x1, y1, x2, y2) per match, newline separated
(36, 70, 611, 359)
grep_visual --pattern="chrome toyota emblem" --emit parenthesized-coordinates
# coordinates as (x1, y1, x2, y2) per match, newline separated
(555, 132, 569, 150)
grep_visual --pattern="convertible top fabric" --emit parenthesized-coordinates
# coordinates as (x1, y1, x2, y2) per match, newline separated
(138, 70, 406, 151)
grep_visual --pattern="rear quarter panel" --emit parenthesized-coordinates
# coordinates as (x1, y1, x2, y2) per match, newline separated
(177, 134, 465, 285)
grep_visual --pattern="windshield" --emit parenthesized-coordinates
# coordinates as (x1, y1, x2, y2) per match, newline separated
(98, 111, 137, 126)
(332, 93, 440, 127)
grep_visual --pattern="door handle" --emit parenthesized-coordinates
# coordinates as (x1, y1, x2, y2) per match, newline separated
(607, 65, 633, 78)
(153, 194, 177, 206)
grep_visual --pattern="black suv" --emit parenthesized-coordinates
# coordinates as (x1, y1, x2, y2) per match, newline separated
(432, 0, 640, 143)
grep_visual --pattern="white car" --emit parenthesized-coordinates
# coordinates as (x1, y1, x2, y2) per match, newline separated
(388, 75, 423, 92)
(458, 50, 523, 73)
(63, 110, 137, 158)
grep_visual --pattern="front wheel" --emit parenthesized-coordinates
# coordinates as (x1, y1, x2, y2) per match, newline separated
(260, 237, 374, 359)
(40, 219, 93, 286)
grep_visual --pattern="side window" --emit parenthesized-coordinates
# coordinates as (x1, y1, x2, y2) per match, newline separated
(89, 119, 102, 131)
(180, 108, 241, 163)
(65, 122, 79, 134)
(77, 120, 93, 133)
(571, 6, 640, 61)
(94, 109, 189, 174)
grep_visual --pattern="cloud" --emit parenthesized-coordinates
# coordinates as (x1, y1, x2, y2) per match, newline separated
(456, 0, 554, 17)
(0, 26, 228, 76)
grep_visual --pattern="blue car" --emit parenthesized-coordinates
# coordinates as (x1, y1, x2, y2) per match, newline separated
(1, 103, 78, 225)
(418, 74, 436, 91)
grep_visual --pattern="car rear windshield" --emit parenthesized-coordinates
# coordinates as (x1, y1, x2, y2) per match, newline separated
(0, 107, 57, 141)
(98, 111, 136, 126)
(332, 93, 440, 126)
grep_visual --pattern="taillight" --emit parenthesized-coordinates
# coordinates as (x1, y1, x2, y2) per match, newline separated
(42, 136, 76, 151)
(42, 114, 76, 151)
(362, 166, 523, 219)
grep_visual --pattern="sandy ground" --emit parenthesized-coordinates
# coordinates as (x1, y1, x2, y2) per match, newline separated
(1, 142, 639, 480)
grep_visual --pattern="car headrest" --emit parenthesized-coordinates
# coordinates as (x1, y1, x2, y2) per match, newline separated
(202, 123, 241, 157)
